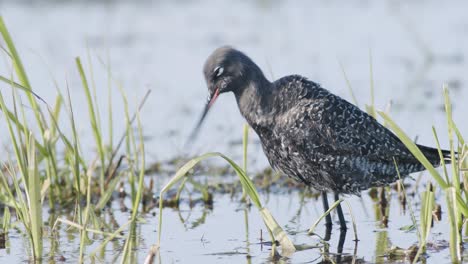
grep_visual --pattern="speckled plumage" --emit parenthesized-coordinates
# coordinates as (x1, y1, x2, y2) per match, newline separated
(198, 46, 449, 195)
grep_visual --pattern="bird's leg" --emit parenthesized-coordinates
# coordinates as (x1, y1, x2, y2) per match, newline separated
(324, 225, 332, 241)
(336, 228, 347, 263)
(322, 192, 332, 229)
(334, 192, 348, 231)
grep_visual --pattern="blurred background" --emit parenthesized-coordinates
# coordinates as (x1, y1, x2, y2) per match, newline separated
(1, 0, 466, 169)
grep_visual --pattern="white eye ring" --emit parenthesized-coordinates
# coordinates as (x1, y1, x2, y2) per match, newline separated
(214, 66, 224, 77)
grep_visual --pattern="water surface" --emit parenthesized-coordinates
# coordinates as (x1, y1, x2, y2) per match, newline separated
(0, 0, 467, 263)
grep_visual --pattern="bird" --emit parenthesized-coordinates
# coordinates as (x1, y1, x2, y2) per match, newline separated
(188, 46, 451, 230)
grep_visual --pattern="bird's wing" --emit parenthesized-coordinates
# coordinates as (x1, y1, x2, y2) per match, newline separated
(275, 79, 414, 163)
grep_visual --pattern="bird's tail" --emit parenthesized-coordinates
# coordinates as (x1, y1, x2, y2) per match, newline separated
(417, 144, 456, 166)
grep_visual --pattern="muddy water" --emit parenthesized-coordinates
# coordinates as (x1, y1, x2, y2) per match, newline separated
(0, 0, 467, 263)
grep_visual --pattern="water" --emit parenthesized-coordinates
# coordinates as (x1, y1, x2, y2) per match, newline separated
(0, 0, 467, 263)
(0, 180, 459, 263)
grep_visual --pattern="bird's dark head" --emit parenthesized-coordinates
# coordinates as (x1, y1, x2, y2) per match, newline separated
(203, 46, 251, 99)
(187, 46, 264, 144)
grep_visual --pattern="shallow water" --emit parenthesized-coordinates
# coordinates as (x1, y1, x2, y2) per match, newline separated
(0, 177, 461, 263)
(0, 0, 467, 263)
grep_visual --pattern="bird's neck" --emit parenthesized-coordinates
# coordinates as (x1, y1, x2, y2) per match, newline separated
(234, 78, 276, 129)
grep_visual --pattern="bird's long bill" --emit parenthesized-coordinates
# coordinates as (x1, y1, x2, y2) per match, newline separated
(186, 88, 220, 145)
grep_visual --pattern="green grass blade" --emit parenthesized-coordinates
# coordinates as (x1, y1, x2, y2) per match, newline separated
(0, 75, 46, 103)
(379, 111, 447, 188)
(26, 135, 43, 259)
(0, 17, 31, 88)
(76, 57, 105, 192)
(419, 185, 434, 250)
(2, 206, 11, 232)
(432, 127, 449, 183)
(308, 198, 343, 234)
(0, 92, 27, 178)
(241, 124, 250, 202)
(443, 85, 460, 190)
(157, 152, 295, 255)
(344, 201, 359, 241)
(380, 111, 468, 217)
(0, 81, 47, 155)
(338, 61, 359, 107)
(95, 176, 121, 211)
(0, 17, 45, 132)
(446, 187, 461, 263)
(260, 207, 296, 255)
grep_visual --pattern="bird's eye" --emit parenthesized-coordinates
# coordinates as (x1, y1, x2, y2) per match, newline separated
(213, 66, 224, 77)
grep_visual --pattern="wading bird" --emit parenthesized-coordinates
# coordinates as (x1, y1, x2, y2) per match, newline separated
(189, 46, 450, 230)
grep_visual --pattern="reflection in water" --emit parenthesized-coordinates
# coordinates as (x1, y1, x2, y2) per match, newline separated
(1, 0, 467, 262)
(397, 180, 407, 214)
(373, 187, 391, 264)
(379, 187, 389, 228)
(243, 207, 252, 264)
(319, 229, 362, 264)
(0, 169, 457, 263)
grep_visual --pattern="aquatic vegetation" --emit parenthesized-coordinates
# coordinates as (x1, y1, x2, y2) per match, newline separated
(156, 135, 296, 257)
(0, 12, 467, 263)
(0, 16, 149, 262)
(380, 86, 468, 263)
